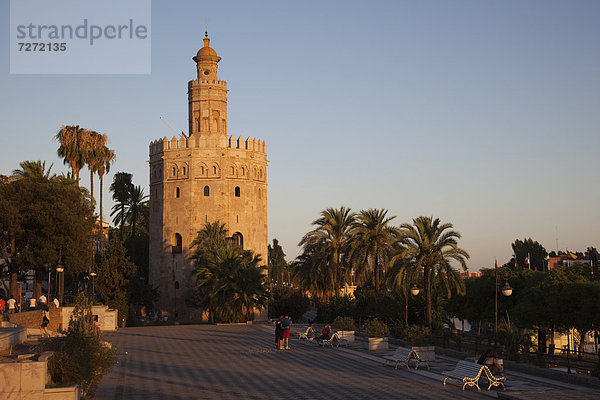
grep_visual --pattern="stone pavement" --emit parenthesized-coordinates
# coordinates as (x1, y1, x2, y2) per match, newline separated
(93, 324, 600, 400)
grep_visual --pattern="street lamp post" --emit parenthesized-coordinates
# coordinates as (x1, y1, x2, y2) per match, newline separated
(56, 249, 64, 305)
(495, 265, 513, 338)
(405, 281, 420, 327)
(90, 272, 97, 303)
(56, 266, 64, 305)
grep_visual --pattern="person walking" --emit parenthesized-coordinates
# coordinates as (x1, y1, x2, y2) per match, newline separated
(7, 296, 17, 314)
(29, 296, 37, 310)
(40, 304, 50, 338)
(52, 296, 59, 308)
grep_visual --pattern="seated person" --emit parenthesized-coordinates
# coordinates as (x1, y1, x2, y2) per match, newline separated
(314, 324, 333, 342)
(478, 349, 503, 375)
(304, 322, 317, 338)
(477, 350, 492, 365)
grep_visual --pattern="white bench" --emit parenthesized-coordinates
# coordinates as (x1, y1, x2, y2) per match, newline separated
(318, 333, 348, 348)
(383, 347, 428, 370)
(483, 366, 506, 390)
(297, 326, 316, 340)
(442, 360, 487, 390)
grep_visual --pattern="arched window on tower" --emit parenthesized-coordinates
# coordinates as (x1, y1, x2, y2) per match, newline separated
(231, 232, 243, 250)
(182, 166, 186, 175)
(172, 167, 176, 177)
(204, 186, 210, 196)
(212, 166, 217, 175)
(176, 187, 180, 198)
(235, 186, 240, 197)
(172, 233, 182, 254)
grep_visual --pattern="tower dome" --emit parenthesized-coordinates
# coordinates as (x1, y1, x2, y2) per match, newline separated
(193, 33, 220, 63)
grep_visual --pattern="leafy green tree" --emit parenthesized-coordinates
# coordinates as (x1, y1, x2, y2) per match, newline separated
(0, 183, 19, 298)
(96, 236, 137, 324)
(511, 238, 548, 271)
(268, 238, 288, 284)
(46, 292, 116, 395)
(299, 207, 355, 291)
(400, 216, 469, 330)
(348, 208, 400, 293)
(269, 285, 311, 321)
(127, 276, 159, 316)
(0, 174, 94, 299)
(124, 234, 150, 280)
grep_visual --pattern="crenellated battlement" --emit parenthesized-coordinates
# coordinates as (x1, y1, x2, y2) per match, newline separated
(149, 134, 266, 155)
(188, 79, 227, 88)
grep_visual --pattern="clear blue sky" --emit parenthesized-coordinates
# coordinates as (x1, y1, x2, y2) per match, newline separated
(1, 0, 599, 270)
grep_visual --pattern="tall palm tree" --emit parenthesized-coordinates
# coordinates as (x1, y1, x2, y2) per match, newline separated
(348, 208, 400, 292)
(292, 242, 336, 302)
(55, 125, 88, 184)
(192, 237, 269, 322)
(84, 130, 108, 210)
(96, 146, 115, 249)
(109, 172, 133, 240)
(298, 206, 355, 292)
(12, 160, 56, 180)
(127, 185, 149, 238)
(400, 216, 469, 330)
(190, 221, 229, 259)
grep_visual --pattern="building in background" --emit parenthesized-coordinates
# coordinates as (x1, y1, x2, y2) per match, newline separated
(148, 34, 268, 320)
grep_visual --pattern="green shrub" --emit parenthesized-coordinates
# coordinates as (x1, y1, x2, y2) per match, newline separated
(269, 286, 311, 321)
(353, 287, 405, 323)
(334, 316, 355, 331)
(316, 295, 356, 323)
(496, 323, 534, 362)
(364, 318, 390, 338)
(393, 323, 429, 343)
(45, 293, 116, 395)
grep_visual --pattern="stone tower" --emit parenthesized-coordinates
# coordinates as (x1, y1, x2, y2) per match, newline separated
(148, 34, 268, 320)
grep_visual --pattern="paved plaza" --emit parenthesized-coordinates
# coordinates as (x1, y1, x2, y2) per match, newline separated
(94, 324, 599, 400)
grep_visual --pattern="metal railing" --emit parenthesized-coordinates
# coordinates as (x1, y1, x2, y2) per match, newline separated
(421, 331, 600, 377)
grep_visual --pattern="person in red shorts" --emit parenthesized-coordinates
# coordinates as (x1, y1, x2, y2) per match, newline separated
(279, 314, 292, 350)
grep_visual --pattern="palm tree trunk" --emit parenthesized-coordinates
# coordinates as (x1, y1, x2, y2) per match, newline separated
(119, 204, 125, 241)
(374, 256, 380, 292)
(334, 250, 339, 293)
(424, 266, 432, 330)
(90, 170, 94, 210)
(99, 174, 104, 252)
